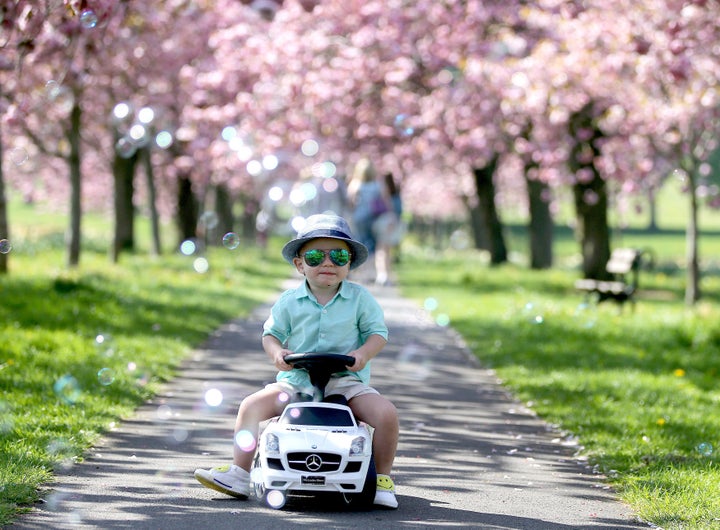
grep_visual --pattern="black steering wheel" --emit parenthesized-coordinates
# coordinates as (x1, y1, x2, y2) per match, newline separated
(283, 353, 356, 396)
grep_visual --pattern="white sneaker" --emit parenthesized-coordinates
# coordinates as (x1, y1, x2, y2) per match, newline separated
(194, 464, 250, 499)
(374, 474, 398, 509)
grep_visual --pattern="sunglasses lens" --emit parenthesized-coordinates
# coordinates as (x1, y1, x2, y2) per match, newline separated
(329, 249, 350, 266)
(303, 249, 325, 267)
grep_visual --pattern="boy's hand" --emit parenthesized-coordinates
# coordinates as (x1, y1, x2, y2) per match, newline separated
(347, 350, 369, 372)
(273, 349, 294, 371)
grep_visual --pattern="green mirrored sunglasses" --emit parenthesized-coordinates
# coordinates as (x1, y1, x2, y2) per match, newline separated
(301, 248, 351, 267)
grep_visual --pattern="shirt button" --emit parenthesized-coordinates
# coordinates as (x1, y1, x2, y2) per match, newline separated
(322, 309, 327, 314)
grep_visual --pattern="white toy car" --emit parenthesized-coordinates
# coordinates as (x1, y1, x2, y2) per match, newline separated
(251, 353, 377, 509)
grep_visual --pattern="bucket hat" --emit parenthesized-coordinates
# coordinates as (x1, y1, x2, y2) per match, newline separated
(281, 214, 369, 270)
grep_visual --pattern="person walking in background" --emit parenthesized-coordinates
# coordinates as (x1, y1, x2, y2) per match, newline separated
(346, 158, 385, 256)
(346, 158, 388, 282)
(372, 173, 404, 286)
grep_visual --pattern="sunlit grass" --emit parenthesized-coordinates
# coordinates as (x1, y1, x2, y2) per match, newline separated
(0, 228, 288, 525)
(397, 247, 720, 530)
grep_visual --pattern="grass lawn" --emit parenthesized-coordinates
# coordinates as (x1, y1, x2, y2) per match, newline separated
(396, 243, 720, 530)
(0, 209, 289, 525)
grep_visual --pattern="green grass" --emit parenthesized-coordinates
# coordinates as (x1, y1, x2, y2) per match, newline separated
(397, 246, 720, 530)
(0, 215, 289, 525)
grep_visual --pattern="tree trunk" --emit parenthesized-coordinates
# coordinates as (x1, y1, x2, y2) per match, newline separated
(176, 173, 199, 246)
(67, 100, 82, 268)
(569, 103, 611, 279)
(647, 186, 658, 231)
(214, 183, 234, 242)
(572, 175, 610, 279)
(683, 163, 700, 305)
(525, 175, 553, 269)
(142, 146, 162, 256)
(464, 197, 488, 251)
(111, 143, 137, 263)
(239, 192, 259, 242)
(0, 121, 8, 274)
(473, 159, 507, 265)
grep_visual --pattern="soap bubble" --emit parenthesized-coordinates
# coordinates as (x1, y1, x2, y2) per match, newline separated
(222, 232, 240, 250)
(54, 375, 81, 404)
(80, 9, 98, 29)
(696, 442, 713, 456)
(204, 388, 223, 407)
(97, 368, 115, 386)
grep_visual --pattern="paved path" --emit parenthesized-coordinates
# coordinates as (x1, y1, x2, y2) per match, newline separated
(11, 282, 651, 529)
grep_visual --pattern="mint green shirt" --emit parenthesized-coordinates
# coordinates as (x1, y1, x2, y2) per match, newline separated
(262, 280, 388, 390)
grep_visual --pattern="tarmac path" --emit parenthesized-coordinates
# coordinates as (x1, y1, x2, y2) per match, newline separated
(11, 281, 652, 529)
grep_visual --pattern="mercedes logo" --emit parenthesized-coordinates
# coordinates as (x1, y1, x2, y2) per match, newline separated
(305, 454, 323, 472)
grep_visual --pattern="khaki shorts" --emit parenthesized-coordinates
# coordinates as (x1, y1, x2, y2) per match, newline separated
(267, 375, 379, 401)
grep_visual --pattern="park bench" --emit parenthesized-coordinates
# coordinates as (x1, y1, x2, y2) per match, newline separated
(575, 247, 653, 309)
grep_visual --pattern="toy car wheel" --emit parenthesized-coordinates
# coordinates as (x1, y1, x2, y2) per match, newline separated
(251, 454, 265, 500)
(342, 453, 377, 508)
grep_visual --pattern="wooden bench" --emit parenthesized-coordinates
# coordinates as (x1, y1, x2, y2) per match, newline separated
(575, 248, 653, 309)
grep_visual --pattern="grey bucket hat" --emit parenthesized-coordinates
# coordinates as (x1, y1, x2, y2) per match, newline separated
(281, 214, 369, 270)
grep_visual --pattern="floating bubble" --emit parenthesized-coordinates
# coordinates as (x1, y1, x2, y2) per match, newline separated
(170, 427, 189, 443)
(137, 107, 154, 124)
(268, 186, 284, 202)
(277, 392, 290, 404)
(113, 102, 132, 120)
(250, 466, 263, 483)
(394, 114, 415, 137)
(115, 137, 137, 158)
(54, 375, 81, 404)
(696, 442, 713, 456)
(180, 239, 196, 256)
(199, 211, 219, 230)
(436, 314, 451, 327)
(322, 178, 339, 193)
(247, 160, 263, 176)
(97, 368, 115, 386)
(222, 232, 240, 250)
(235, 430, 257, 452)
(156, 405, 173, 420)
(204, 388, 223, 407)
(266, 489, 286, 509)
(10, 147, 28, 166)
(262, 154, 279, 171)
(449, 229, 470, 250)
(301, 139, 319, 157)
(0, 239, 12, 254)
(423, 297, 439, 311)
(523, 302, 544, 324)
(155, 131, 173, 149)
(193, 257, 209, 274)
(80, 9, 98, 29)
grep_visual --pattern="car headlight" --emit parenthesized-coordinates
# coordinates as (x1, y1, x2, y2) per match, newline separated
(265, 433, 280, 454)
(349, 436, 366, 456)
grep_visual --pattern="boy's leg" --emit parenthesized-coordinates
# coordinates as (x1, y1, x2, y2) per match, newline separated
(233, 384, 289, 471)
(348, 393, 399, 475)
(194, 384, 288, 498)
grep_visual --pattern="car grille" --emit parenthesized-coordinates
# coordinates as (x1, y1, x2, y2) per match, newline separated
(286, 452, 342, 472)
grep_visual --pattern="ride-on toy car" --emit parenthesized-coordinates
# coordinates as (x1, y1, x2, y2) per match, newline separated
(250, 353, 377, 509)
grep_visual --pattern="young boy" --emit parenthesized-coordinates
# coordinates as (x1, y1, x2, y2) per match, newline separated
(194, 214, 399, 509)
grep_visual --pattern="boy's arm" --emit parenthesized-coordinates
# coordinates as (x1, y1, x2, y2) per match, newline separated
(347, 333, 387, 372)
(262, 334, 293, 371)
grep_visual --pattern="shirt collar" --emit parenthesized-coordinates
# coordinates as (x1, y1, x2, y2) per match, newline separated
(296, 280, 351, 302)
